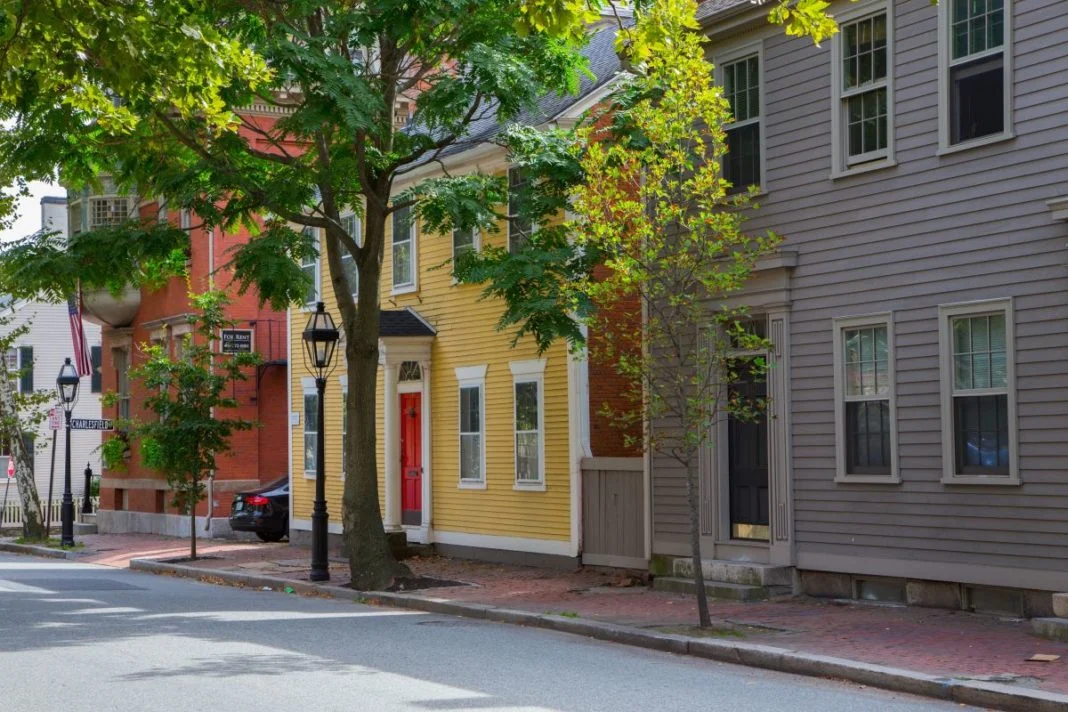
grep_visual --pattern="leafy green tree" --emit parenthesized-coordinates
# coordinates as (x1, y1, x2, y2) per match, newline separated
(0, 0, 590, 589)
(102, 291, 259, 560)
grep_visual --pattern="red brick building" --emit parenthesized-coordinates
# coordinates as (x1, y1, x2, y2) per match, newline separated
(75, 152, 289, 539)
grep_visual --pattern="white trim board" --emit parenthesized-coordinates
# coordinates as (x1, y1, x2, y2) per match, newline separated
(290, 518, 344, 536)
(432, 530, 572, 557)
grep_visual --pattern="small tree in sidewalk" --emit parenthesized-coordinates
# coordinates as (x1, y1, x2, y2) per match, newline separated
(101, 290, 259, 559)
(0, 316, 56, 540)
(570, 0, 781, 627)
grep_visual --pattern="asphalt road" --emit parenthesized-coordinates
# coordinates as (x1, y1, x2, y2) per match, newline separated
(0, 554, 978, 712)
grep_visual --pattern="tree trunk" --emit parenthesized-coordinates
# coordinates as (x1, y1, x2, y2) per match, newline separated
(189, 506, 197, 560)
(330, 199, 409, 590)
(684, 454, 711, 628)
(0, 375, 43, 539)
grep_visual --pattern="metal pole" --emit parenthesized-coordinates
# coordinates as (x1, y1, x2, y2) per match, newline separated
(60, 409, 74, 547)
(1, 476, 11, 529)
(81, 463, 93, 515)
(309, 376, 329, 582)
(45, 428, 56, 537)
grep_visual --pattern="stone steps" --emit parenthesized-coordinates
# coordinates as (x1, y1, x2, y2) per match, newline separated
(672, 559, 794, 588)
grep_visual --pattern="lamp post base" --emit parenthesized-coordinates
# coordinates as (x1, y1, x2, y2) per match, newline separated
(60, 497, 75, 548)
(310, 507, 330, 582)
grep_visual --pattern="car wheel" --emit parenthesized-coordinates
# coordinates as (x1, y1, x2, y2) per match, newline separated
(256, 531, 285, 543)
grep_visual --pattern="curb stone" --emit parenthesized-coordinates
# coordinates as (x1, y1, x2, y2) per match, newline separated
(126, 557, 1067, 712)
(0, 542, 79, 560)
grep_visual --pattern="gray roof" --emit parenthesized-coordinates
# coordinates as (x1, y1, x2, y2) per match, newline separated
(380, 308, 435, 337)
(413, 24, 625, 164)
(696, 0, 752, 22)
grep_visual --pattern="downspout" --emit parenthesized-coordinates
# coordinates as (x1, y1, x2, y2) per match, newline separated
(205, 224, 217, 535)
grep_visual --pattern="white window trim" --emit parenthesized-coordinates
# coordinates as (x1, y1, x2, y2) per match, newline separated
(452, 226, 482, 260)
(391, 208, 418, 295)
(830, 0, 896, 179)
(510, 359, 546, 490)
(300, 226, 321, 310)
(301, 376, 318, 480)
(456, 365, 488, 489)
(340, 212, 362, 300)
(714, 40, 767, 195)
(936, 0, 1014, 155)
(832, 313, 899, 484)
(938, 298, 1018, 485)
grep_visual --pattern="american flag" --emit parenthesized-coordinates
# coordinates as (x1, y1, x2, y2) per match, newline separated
(68, 287, 92, 377)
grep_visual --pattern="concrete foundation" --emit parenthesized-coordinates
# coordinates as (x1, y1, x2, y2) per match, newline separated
(97, 509, 235, 539)
(799, 570, 853, 599)
(906, 580, 962, 610)
(434, 543, 580, 571)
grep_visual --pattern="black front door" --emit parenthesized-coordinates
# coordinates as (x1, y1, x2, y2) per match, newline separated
(728, 360, 769, 541)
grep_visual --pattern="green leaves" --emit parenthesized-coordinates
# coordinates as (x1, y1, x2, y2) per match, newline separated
(227, 221, 318, 311)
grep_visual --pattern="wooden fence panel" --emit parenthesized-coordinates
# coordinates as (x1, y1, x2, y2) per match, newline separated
(581, 457, 646, 569)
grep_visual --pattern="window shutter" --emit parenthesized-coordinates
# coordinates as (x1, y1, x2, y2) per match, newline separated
(91, 346, 102, 393)
(18, 346, 32, 393)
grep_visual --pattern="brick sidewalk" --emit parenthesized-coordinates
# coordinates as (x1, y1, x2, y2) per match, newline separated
(31, 533, 1068, 696)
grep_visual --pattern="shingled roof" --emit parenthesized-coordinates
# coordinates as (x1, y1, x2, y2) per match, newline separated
(695, 0, 753, 23)
(379, 308, 435, 338)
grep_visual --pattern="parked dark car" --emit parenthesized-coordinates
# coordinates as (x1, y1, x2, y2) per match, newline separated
(230, 477, 289, 542)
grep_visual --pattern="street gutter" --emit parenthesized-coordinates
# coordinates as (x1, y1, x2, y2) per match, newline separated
(127, 556, 1067, 712)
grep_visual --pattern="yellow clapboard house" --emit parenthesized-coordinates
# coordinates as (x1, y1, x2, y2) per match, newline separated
(288, 26, 631, 566)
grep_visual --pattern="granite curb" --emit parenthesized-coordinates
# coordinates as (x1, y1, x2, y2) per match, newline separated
(127, 557, 1068, 712)
(0, 541, 80, 560)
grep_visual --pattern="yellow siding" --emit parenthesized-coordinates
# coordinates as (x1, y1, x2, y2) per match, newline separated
(290, 157, 573, 544)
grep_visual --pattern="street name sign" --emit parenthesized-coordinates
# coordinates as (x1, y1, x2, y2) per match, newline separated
(70, 418, 114, 431)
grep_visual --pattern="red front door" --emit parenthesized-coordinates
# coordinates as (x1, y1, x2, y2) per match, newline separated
(400, 393, 422, 526)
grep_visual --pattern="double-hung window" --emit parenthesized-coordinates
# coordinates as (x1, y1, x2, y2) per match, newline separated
(832, 7, 893, 174)
(456, 365, 487, 487)
(939, 299, 1017, 483)
(510, 360, 546, 488)
(833, 315, 897, 482)
(301, 226, 320, 306)
(940, 0, 1012, 149)
(89, 197, 129, 228)
(392, 205, 416, 291)
(720, 51, 763, 192)
(302, 378, 319, 479)
(507, 168, 533, 254)
(5, 347, 33, 394)
(340, 213, 361, 298)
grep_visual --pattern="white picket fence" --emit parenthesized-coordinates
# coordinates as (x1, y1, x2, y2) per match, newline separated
(0, 496, 100, 530)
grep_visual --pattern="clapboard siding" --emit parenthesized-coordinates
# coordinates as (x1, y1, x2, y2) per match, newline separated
(653, 0, 1068, 587)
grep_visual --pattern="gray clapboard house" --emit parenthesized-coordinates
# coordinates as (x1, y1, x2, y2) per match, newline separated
(650, 0, 1068, 614)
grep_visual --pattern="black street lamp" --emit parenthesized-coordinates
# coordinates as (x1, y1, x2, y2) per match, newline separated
(302, 302, 339, 582)
(56, 358, 80, 547)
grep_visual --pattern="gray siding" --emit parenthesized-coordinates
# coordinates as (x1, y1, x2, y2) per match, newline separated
(653, 0, 1068, 586)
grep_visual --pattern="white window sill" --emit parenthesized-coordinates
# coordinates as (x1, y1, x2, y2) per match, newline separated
(834, 474, 901, 485)
(830, 158, 897, 181)
(302, 470, 316, 480)
(513, 481, 546, 492)
(391, 284, 417, 297)
(458, 479, 487, 490)
(941, 474, 1020, 486)
(937, 131, 1015, 157)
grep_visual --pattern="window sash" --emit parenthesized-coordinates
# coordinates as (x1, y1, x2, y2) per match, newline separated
(513, 379, 542, 482)
(392, 206, 414, 287)
(507, 168, 532, 254)
(453, 227, 477, 257)
(833, 316, 896, 481)
(341, 214, 361, 297)
(953, 393, 1009, 475)
(845, 400, 892, 475)
(301, 227, 319, 304)
(950, 0, 1004, 62)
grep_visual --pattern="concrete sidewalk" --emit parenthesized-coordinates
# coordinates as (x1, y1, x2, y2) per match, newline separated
(9, 533, 1068, 706)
